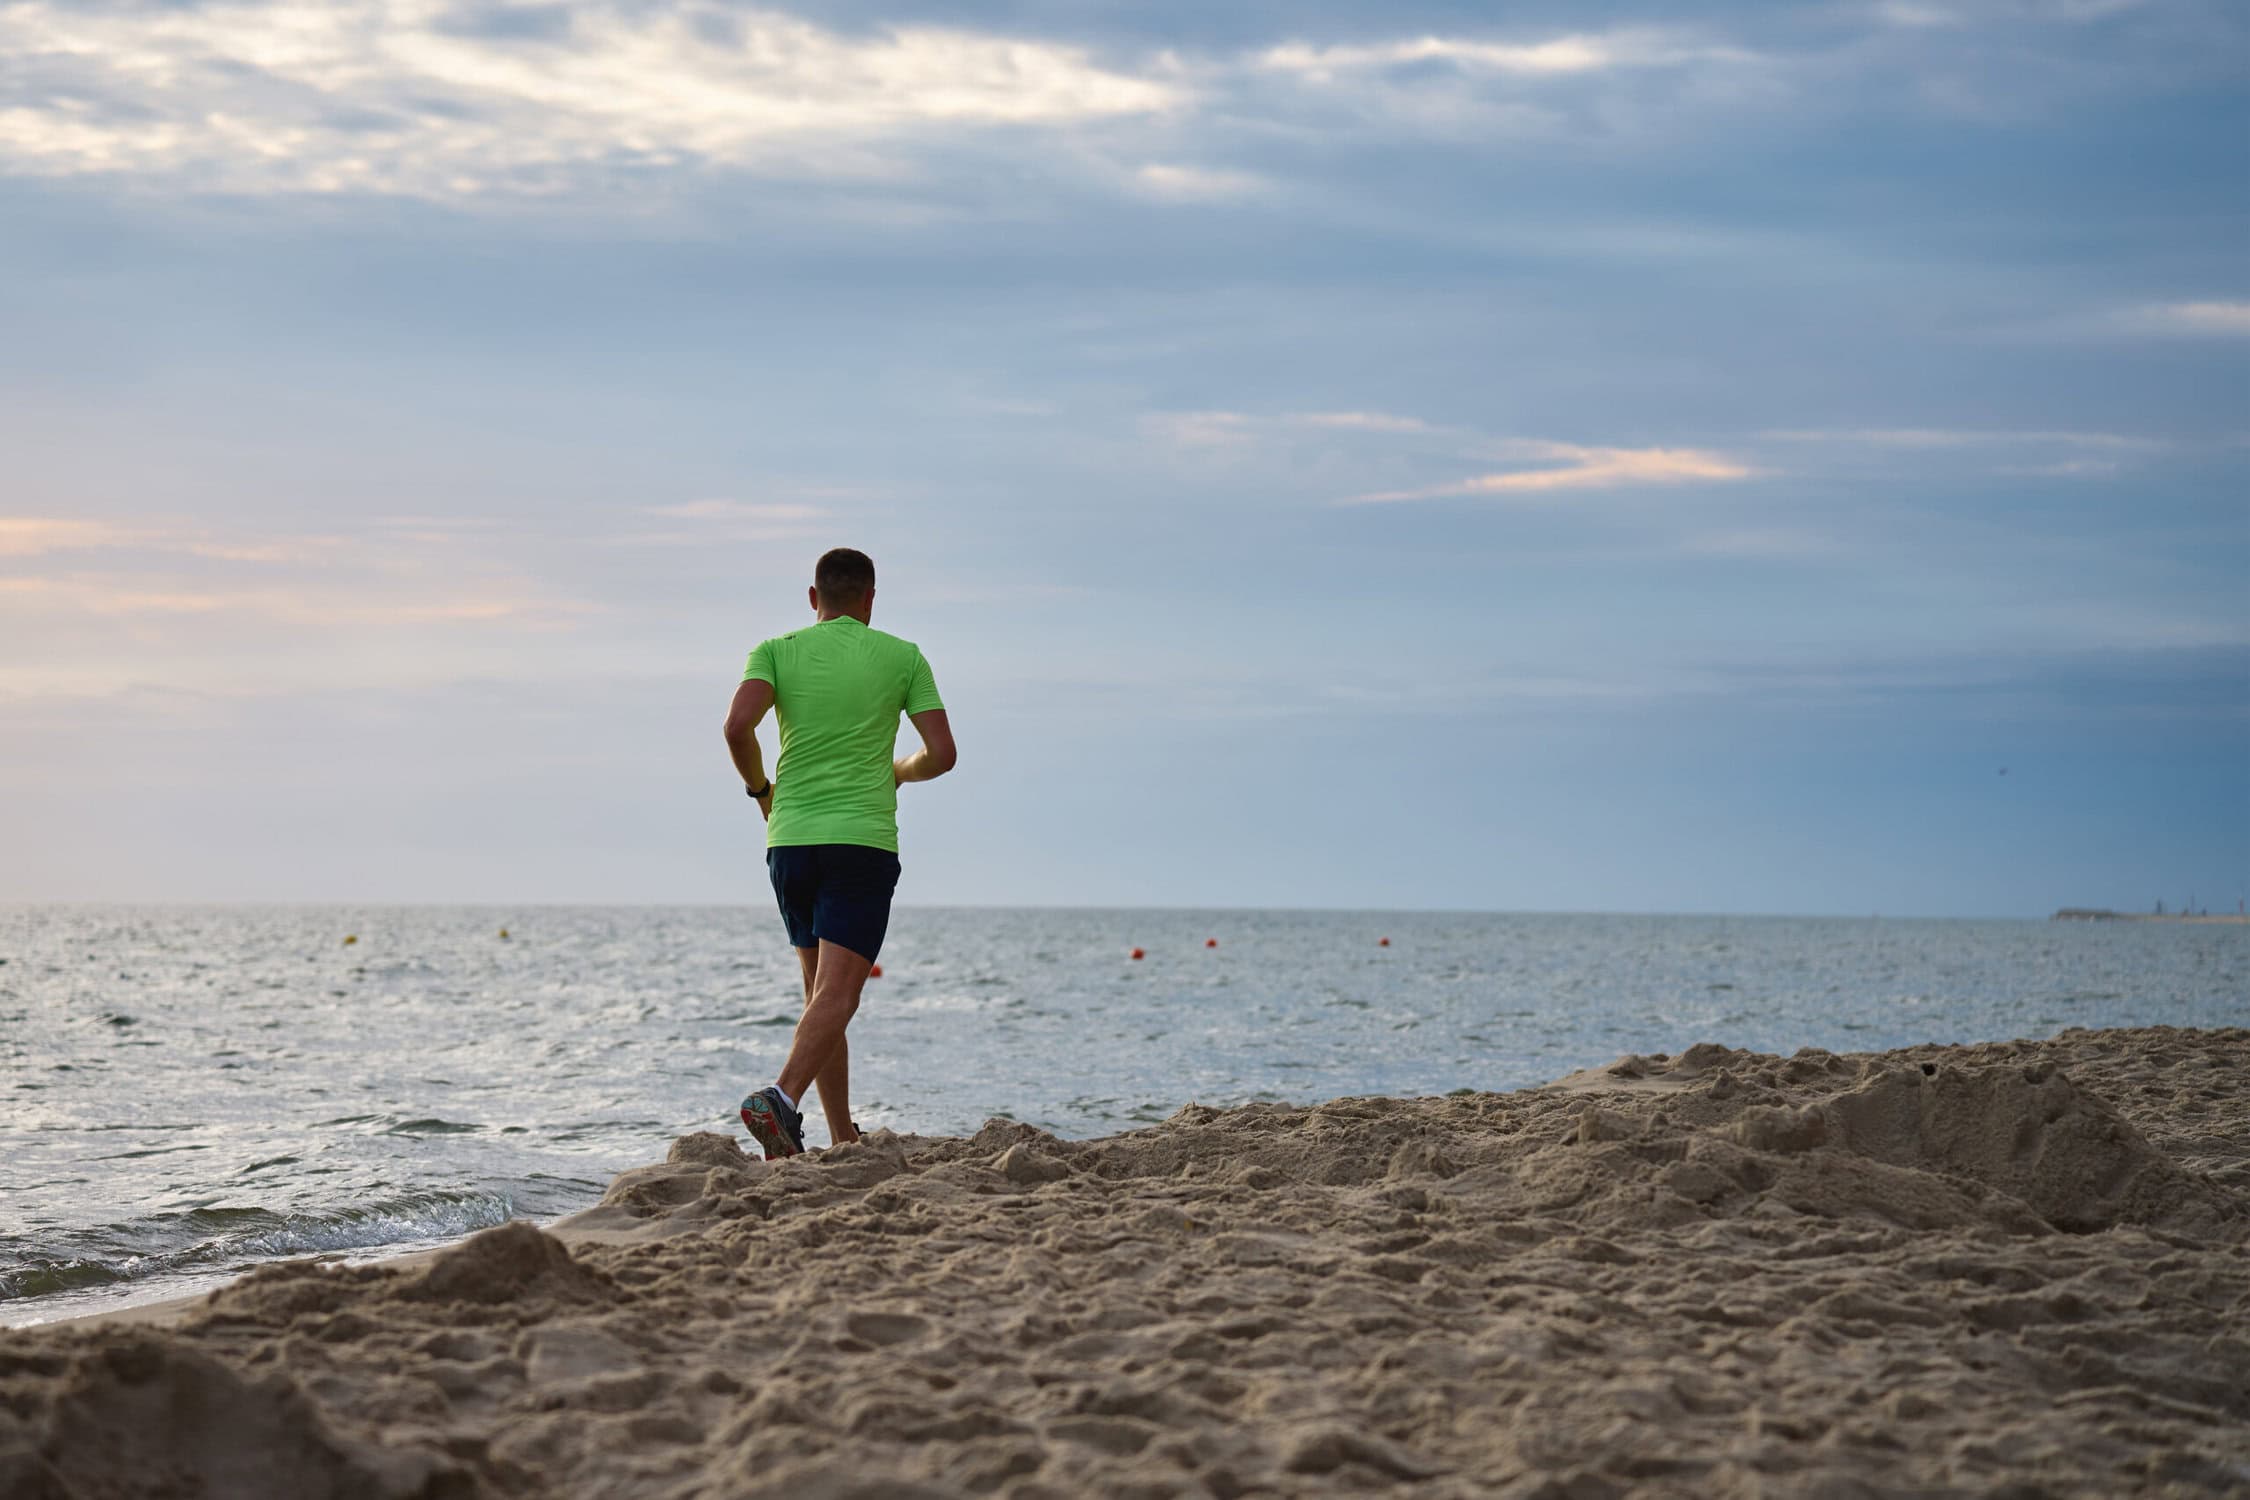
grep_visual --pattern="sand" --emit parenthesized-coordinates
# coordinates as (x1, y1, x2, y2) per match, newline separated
(3, 1025, 2246, 1498)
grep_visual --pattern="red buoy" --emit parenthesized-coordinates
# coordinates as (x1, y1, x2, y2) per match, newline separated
(1205, 938, 1218, 948)
(869, 963, 883, 978)
(1130, 948, 1145, 960)
(1378, 937, 1391, 947)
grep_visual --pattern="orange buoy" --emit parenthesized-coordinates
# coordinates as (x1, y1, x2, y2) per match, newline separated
(1378, 937, 1390, 947)
(1130, 948, 1145, 960)
(869, 963, 883, 978)
(1205, 938, 1217, 948)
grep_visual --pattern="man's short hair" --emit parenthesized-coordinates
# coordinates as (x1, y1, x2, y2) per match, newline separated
(814, 548, 876, 608)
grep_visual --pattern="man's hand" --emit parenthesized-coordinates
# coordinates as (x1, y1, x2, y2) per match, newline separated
(755, 785, 774, 821)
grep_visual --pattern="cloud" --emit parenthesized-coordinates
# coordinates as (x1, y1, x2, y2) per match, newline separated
(0, 1, 1182, 199)
(0, 517, 328, 562)
(1870, 0, 2152, 25)
(1256, 32, 1749, 79)
(1148, 409, 1437, 447)
(0, 573, 560, 626)
(185, 541, 327, 563)
(1238, 25, 1776, 147)
(609, 496, 835, 548)
(964, 396, 1059, 418)
(0, 518, 142, 558)
(1146, 411, 1258, 448)
(1346, 442, 1753, 503)
(0, 514, 594, 702)
(1871, 2, 1967, 25)
(1994, 458, 2121, 477)
(2117, 301, 2250, 338)
(0, 7, 2222, 209)
(1287, 411, 1434, 434)
(0, 515, 345, 563)
(1143, 413, 1754, 505)
(0, 577, 226, 614)
(1701, 643, 2250, 722)
(1756, 428, 2172, 482)
(1761, 428, 2161, 450)
(1677, 527, 1838, 558)
(642, 500, 825, 522)
(1131, 163, 1267, 202)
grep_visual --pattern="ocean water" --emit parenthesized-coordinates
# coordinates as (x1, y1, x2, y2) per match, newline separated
(2, 905, 2243, 1326)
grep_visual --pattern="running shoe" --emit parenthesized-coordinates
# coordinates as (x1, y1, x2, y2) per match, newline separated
(740, 1085, 804, 1160)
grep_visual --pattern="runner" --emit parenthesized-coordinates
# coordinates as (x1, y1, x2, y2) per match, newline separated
(722, 547, 956, 1157)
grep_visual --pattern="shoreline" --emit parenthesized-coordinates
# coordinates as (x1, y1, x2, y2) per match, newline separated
(3, 1024, 2245, 1497)
(10, 1185, 741, 1337)
(0, 1030, 2018, 1336)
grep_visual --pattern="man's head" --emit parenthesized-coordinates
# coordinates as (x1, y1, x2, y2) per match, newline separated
(810, 547, 876, 621)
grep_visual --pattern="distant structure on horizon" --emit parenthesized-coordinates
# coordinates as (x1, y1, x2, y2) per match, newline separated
(2052, 906, 2249, 924)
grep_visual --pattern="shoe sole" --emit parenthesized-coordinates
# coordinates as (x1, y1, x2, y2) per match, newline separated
(741, 1092, 802, 1161)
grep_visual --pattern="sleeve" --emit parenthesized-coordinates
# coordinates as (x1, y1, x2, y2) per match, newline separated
(904, 647, 944, 715)
(742, 638, 777, 685)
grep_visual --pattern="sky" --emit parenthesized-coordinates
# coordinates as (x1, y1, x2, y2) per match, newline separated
(2, 0, 2245, 916)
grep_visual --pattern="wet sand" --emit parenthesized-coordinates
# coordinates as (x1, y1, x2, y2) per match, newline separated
(3, 1025, 2246, 1498)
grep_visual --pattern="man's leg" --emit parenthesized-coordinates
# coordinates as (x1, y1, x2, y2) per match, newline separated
(777, 938, 872, 1126)
(793, 944, 857, 1144)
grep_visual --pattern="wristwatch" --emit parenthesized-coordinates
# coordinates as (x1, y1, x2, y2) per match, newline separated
(746, 781, 772, 799)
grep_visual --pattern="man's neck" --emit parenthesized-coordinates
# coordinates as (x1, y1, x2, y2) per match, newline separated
(816, 608, 872, 625)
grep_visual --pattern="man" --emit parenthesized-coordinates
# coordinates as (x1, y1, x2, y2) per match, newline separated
(724, 547, 956, 1159)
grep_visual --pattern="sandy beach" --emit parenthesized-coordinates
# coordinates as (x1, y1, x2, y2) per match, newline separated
(3, 1024, 2245, 1498)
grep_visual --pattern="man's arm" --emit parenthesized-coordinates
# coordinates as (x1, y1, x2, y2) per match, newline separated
(893, 708, 956, 785)
(725, 679, 777, 815)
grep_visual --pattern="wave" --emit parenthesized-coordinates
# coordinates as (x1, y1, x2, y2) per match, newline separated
(0, 1189, 515, 1305)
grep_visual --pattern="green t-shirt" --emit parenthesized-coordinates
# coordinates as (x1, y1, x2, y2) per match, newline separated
(742, 616, 944, 852)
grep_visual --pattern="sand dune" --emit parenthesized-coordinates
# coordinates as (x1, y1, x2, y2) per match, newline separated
(4, 1025, 2246, 1497)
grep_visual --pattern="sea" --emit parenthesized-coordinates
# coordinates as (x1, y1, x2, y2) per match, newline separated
(3, 906, 2244, 1326)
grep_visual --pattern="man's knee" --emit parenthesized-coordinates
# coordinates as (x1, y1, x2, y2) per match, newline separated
(810, 979, 863, 1017)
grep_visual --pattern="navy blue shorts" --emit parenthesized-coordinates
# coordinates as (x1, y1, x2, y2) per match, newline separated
(766, 844, 902, 962)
